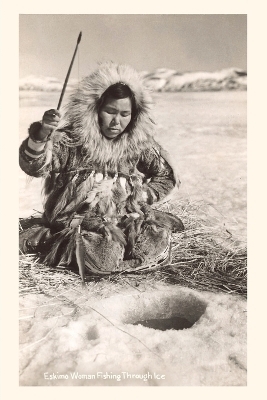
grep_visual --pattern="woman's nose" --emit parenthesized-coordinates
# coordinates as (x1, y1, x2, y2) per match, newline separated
(113, 114, 120, 125)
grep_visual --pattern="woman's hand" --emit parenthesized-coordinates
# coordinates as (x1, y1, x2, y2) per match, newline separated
(39, 109, 61, 140)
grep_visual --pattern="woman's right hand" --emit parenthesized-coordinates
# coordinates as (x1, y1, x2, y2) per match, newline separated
(39, 109, 61, 140)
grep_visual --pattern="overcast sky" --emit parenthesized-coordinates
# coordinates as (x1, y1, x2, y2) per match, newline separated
(19, 14, 247, 79)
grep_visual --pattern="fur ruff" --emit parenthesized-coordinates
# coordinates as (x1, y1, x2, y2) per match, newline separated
(57, 61, 155, 169)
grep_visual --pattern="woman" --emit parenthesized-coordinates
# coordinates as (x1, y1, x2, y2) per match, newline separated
(19, 62, 184, 280)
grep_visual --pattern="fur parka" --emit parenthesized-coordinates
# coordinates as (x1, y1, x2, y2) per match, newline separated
(19, 62, 183, 278)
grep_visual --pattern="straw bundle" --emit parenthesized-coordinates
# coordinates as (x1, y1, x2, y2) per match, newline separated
(19, 200, 247, 298)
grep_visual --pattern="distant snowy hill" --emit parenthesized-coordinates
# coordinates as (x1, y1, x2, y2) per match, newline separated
(142, 67, 247, 91)
(19, 68, 247, 92)
(19, 75, 79, 92)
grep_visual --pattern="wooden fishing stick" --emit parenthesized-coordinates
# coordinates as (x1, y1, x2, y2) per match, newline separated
(57, 31, 82, 110)
(42, 32, 82, 167)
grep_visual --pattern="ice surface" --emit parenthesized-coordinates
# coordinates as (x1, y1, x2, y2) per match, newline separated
(19, 285, 247, 386)
(18, 90, 247, 386)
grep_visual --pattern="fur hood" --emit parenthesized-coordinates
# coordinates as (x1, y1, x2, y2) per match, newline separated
(58, 61, 155, 168)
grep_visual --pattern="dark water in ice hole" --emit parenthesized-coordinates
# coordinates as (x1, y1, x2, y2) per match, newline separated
(132, 316, 193, 331)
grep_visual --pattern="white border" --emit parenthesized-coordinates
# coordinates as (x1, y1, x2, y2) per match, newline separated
(1, 1, 267, 399)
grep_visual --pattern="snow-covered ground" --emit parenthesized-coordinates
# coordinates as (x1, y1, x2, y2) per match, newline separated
(19, 284, 246, 386)
(19, 90, 247, 386)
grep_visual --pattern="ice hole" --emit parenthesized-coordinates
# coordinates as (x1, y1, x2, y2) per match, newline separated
(132, 316, 193, 331)
(123, 291, 207, 331)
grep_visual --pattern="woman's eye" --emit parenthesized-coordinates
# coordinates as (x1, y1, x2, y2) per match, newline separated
(104, 109, 130, 117)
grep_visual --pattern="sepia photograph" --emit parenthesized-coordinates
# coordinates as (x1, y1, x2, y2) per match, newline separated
(18, 14, 247, 386)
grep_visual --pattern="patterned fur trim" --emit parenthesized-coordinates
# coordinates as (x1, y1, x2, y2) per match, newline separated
(57, 61, 155, 168)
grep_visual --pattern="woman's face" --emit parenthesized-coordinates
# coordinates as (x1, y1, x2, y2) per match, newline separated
(99, 96, 132, 139)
